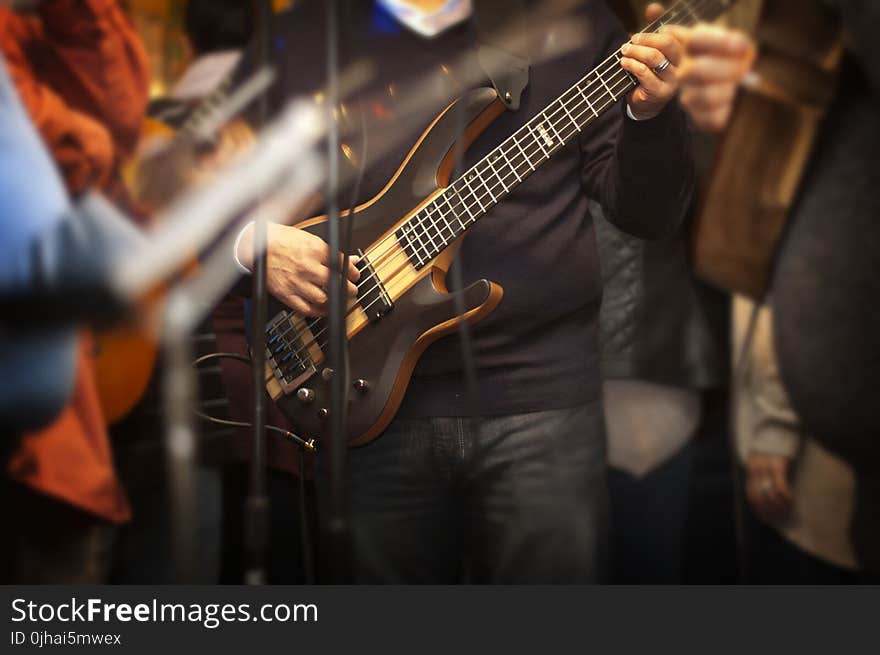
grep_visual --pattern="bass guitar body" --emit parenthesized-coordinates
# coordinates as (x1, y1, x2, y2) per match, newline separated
(266, 88, 505, 447)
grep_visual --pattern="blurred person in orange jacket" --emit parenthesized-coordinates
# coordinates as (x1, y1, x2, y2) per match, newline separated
(0, 0, 149, 583)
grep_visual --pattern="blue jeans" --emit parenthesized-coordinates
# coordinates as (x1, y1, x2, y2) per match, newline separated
(345, 402, 610, 583)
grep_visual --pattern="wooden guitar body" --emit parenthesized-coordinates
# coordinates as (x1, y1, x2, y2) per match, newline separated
(93, 323, 157, 424)
(692, 0, 843, 299)
(268, 88, 505, 446)
(92, 117, 174, 424)
(95, 116, 254, 424)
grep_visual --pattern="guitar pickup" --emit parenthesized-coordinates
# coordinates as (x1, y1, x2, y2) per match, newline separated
(355, 249, 393, 323)
(265, 311, 317, 395)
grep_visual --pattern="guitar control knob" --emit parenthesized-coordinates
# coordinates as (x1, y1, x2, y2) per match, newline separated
(296, 388, 315, 404)
(321, 367, 334, 381)
(353, 379, 370, 393)
(317, 408, 329, 420)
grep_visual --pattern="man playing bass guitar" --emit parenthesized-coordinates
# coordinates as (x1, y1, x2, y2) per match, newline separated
(234, 0, 694, 583)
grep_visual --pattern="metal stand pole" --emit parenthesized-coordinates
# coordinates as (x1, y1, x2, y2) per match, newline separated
(245, 0, 274, 586)
(324, 0, 350, 584)
(164, 293, 199, 583)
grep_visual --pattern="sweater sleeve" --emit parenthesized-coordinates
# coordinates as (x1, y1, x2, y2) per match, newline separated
(737, 300, 803, 460)
(578, 4, 694, 240)
(0, 1, 149, 204)
(1, 36, 116, 194)
(34, 0, 150, 158)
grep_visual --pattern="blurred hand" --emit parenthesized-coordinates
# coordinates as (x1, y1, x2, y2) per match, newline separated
(136, 120, 256, 213)
(237, 223, 360, 317)
(192, 119, 256, 184)
(620, 3, 684, 121)
(667, 22, 757, 131)
(745, 452, 795, 522)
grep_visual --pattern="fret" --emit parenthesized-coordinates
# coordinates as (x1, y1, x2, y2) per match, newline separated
(560, 98, 580, 133)
(614, 50, 639, 88)
(412, 215, 435, 256)
(409, 223, 427, 267)
(543, 110, 565, 147)
(427, 203, 455, 242)
(576, 83, 599, 119)
(443, 193, 467, 232)
(435, 205, 457, 242)
(441, 193, 467, 231)
(421, 205, 439, 244)
(597, 69, 617, 103)
(532, 124, 551, 160)
(499, 147, 522, 183)
(472, 170, 498, 205)
(511, 134, 535, 172)
(658, 5, 680, 27)
(487, 155, 509, 193)
(399, 222, 424, 267)
(419, 212, 442, 253)
(462, 175, 487, 213)
(680, 0, 699, 24)
(390, 1, 735, 275)
(453, 187, 476, 225)
(420, 208, 441, 252)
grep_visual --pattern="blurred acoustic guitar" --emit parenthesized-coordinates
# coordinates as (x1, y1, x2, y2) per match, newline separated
(692, 0, 844, 299)
(93, 83, 255, 424)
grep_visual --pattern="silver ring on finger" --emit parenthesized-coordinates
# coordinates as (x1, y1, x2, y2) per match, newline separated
(653, 58, 671, 75)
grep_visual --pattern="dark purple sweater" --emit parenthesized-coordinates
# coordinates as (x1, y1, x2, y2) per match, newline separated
(268, 1, 694, 417)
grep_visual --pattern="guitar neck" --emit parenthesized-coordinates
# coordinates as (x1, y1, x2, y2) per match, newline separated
(174, 75, 235, 145)
(395, 0, 734, 269)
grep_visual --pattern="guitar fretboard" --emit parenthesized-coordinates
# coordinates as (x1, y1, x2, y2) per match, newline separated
(395, 0, 733, 269)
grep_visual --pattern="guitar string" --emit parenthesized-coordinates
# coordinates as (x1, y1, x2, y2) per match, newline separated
(272, 0, 723, 367)
(271, 64, 641, 361)
(270, 54, 638, 349)
(273, 0, 721, 365)
(352, 0, 719, 281)
(278, 68, 660, 365)
(274, 0, 725, 372)
(301, 0, 720, 302)
(355, 0, 721, 271)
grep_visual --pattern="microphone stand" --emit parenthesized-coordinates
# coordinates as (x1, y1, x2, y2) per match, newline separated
(153, 102, 324, 583)
(245, 0, 275, 587)
(112, 94, 326, 583)
(324, 0, 350, 584)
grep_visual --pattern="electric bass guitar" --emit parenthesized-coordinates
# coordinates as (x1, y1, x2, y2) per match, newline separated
(266, 0, 739, 446)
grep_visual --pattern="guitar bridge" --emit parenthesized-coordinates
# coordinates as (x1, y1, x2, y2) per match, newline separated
(265, 311, 317, 396)
(355, 249, 393, 323)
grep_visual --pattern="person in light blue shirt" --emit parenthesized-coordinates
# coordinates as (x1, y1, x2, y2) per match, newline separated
(0, 54, 77, 438)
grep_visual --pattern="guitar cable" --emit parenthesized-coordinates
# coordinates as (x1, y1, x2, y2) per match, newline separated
(189, 104, 367, 586)
(192, 352, 317, 450)
(191, 351, 317, 584)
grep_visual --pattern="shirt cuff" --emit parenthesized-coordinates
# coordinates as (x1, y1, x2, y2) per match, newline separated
(233, 222, 254, 275)
(626, 104, 645, 121)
